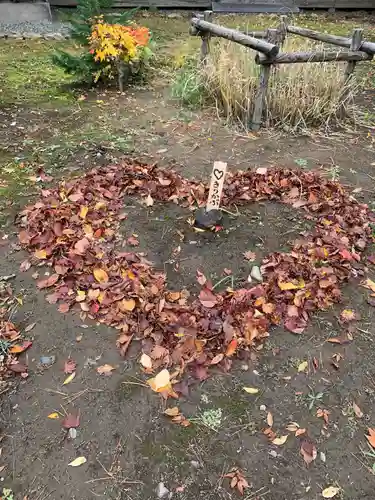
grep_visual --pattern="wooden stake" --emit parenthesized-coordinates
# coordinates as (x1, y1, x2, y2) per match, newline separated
(200, 10, 213, 64)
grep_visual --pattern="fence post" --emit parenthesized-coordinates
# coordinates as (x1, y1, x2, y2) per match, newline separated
(339, 28, 363, 116)
(278, 15, 288, 47)
(200, 10, 213, 64)
(251, 30, 276, 131)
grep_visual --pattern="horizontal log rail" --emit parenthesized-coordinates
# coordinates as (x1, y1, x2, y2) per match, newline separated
(287, 25, 375, 55)
(190, 17, 279, 56)
(256, 49, 373, 65)
(189, 12, 374, 131)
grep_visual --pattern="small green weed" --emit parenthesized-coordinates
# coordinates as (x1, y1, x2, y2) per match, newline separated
(171, 59, 205, 107)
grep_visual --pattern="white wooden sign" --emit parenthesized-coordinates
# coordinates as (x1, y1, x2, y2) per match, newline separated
(206, 161, 227, 212)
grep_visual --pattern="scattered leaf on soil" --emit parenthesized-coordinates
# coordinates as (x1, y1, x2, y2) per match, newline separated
(297, 361, 308, 372)
(322, 486, 340, 498)
(64, 358, 77, 374)
(148, 369, 171, 393)
(62, 413, 80, 429)
(243, 251, 256, 261)
(63, 372, 76, 385)
(9, 341, 32, 354)
(366, 428, 375, 448)
(243, 387, 259, 394)
(352, 402, 363, 418)
(224, 468, 249, 495)
(140, 353, 153, 369)
(198, 288, 217, 308)
(24, 322, 36, 332)
(93, 268, 109, 283)
(68, 456, 87, 467)
(97, 364, 116, 375)
(363, 278, 375, 293)
(48, 412, 60, 419)
(272, 435, 288, 446)
(267, 412, 273, 427)
(300, 438, 317, 465)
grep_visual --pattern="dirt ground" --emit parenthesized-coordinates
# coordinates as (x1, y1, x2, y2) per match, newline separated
(1, 10, 375, 500)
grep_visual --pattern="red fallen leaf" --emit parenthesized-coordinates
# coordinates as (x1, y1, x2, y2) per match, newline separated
(225, 339, 238, 357)
(37, 274, 59, 289)
(58, 303, 70, 313)
(127, 236, 139, 247)
(61, 413, 80, 429)
(366, 428, 375, 448)
(199, 288, 217, 308)
(20, 259, 31, 272)
(74, 237, 90, 255)
(9, 363, 28, 373)
(300, 437, 317, 466)
(9, 341, 32, 354)
(68, 193, 83, 202)
(53, 222, 63, 236)
(284, 316, 307, 334)
(193, 364, 209, 381)
(18, 230, 31, 244)
(339, 248, 354, 261)
(64, 358, 76, 374)
(243, 250, 256, 261)
(340, 309, 358, 323)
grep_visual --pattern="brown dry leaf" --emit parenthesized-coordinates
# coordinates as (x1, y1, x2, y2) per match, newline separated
(211, 353, 224, 365)
(286, 422, 299, 432)
(267, 412, 273, 427)
(366, 428, 375, 448)
(295, 428, 306, 437)
(243, 251, 256, 262)
(93, 268, 109, 284)
(164, 407, 180, 417)
(224, 469, 249, 496)
(316, 408, 330, 425)
(352, 402, 363, 418)
(62, 413, 80, 429)
(145, 194, 154, 207)
(97, 364, 116, 375)
(300, 438, 317, 466)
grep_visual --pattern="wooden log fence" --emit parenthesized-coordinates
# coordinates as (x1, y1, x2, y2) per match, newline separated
(190, 12, 375, 131)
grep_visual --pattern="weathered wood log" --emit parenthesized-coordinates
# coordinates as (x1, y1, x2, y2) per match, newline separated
(191, 28, 267, 39)
(191, 18, 279, 56)
(200, 10, 213, 63)
(277, 15, 288, 46)
(256, 49, 373, 65)
(251, 64, 271, 131)
(287, 25, 375, 55)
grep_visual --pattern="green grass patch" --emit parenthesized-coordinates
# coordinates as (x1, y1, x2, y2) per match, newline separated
(0, 40, 75, 106)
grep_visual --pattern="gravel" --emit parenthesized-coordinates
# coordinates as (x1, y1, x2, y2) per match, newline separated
(0, 20, 71, 37)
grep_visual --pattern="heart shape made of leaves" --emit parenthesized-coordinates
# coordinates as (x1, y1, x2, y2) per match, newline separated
(17, 159, 373, 388)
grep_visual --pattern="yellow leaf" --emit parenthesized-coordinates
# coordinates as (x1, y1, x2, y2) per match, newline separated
(278, 279, 305, 291)
(148, 369, 171, 393)
(95, 201, 106, 210)
(16, 296, 23, 305)
(298, 361, 308, 372)
(140, 353, 152, 369)
(322, 486, 340, 498)
(164, 407, 180, 417)
(68, 456, 87, 467)
(243, 387, 259, 394)
(272, 435, 288, 446)
(93, 268, 109, 283)
(63, 372, 76, 385)
(120, 299, 136, 312)
(48, 412, 60, 419)
(34, 249, 47, 259)
(83, 224, 93, 235)
(79, 206, 88, 219)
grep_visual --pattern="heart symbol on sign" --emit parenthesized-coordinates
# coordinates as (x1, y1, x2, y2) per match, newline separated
(213, 169, 224, 181)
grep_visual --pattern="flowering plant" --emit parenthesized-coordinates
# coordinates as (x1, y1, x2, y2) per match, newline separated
(88, 20, 152, 89)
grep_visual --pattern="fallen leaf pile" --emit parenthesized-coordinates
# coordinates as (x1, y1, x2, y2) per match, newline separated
(223, 468, 250, 495)
(16, 160, 374, 391)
